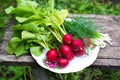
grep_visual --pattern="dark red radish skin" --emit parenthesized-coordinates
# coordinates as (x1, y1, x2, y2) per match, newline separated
(57, 58, 69, 68)
(46, 49, 58, 62)
(75, 47, 85, 57)
(59, 45, 71, 58)
(71, 39, 83, 52)
(63, 34, 73, 45)
(67, 52, 75, 61)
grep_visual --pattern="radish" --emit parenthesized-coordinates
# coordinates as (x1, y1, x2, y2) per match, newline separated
(46, 49, 58, 62)
(67, 52, 74, 61)
(75, 47, 84, 57)
(71, 39, 83, 52)
(59, 45, 71, 58)
(57, 57, 69, 68)
(82, 38, 91, 47)
(63, 34, 73, 45)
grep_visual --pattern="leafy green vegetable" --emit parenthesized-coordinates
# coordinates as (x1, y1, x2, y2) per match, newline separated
(6, 37, 21, 54)
(48, 0, 54, 10)
(21, 31, 36, 40)
(6, 39, 28, 57)
(5, 0, 68, 56)
(15, 42, 28, 57)
(12, 23, 39, 33)
(30, 46, 42, 56)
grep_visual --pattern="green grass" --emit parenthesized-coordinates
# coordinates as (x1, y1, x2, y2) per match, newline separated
(0, 0, 120, 80)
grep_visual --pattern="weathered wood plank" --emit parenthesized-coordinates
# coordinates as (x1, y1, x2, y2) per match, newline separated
(69, 14, 120, 22)
(93, 58, 120, 67)
(2, 31, 13, 41)
(0, 14, 120, 68)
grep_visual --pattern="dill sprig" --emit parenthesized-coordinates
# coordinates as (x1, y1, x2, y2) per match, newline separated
(64, 17, 101, 39)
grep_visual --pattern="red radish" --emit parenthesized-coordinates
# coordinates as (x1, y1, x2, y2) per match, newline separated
(59, 45, 71, 58)
(71, 39, 83, 52)
(63, 34, 73, 45)
(67, 52, 74, 61)
(75, 47, 84, 57)
(46, 49, 58, 62)
(57, 57, 69, 68)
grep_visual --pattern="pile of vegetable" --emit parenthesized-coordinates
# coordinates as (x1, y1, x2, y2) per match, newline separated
(46, 34, 85, 68)
(64, 17, 112, 48)
(5, 0, 112, 68)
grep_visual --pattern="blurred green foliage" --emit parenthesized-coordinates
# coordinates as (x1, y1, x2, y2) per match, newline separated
(0, 0, 14, 39)
(0, 66, 33, 80)
(48, 68, 120, 80)
(36, 0, 120, 15)
(58, 0, 120, 15)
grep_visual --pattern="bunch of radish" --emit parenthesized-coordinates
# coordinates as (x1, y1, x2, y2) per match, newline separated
(46, 34, 85, 68)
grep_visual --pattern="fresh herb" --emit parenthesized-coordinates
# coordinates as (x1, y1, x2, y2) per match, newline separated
(64, 17, 101, 39)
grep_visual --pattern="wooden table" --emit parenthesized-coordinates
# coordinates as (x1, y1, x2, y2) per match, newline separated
(0, 14, 120, 69)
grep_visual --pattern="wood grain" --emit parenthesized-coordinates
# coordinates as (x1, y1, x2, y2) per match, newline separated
(0, 14, 120, 68)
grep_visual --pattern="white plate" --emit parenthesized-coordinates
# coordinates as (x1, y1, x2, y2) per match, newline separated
(31, 46, 100, 74)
